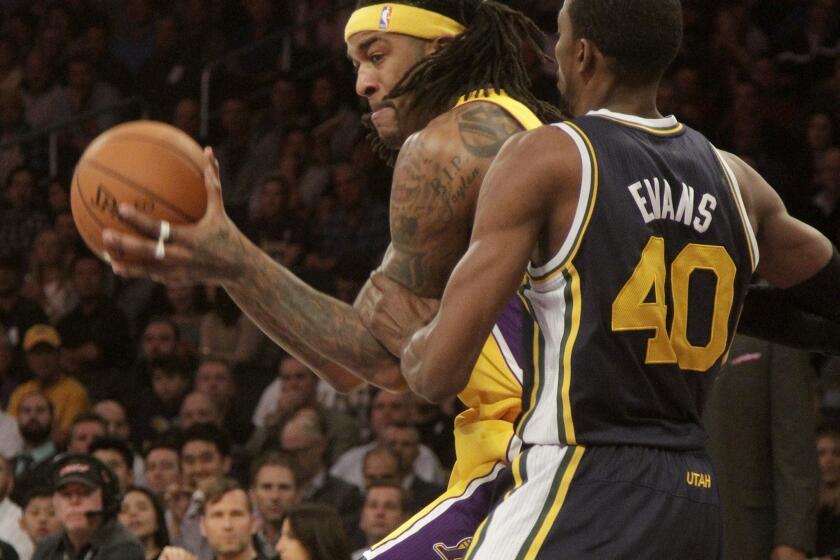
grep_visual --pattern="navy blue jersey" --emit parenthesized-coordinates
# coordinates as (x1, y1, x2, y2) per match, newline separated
(516, 110, 758, 450)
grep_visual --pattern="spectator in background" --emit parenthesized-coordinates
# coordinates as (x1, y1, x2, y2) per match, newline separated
(199, 289, 271, 369)
(0, 333, 16, 408)
(57, 253, 132, 398)
(136, 14, 200, 122)
(249, 452, 298, 552)
(9, 393, 56, 505)
(179, 392, 222, 430)
(65, 413, 106, 454)
(60, 55, 122, 152)
(91, 436, 135, 494)
(331, 390, 445, 490)
(352, 481, 408, 560)
(704, 335, 819, 560)
(92, 400, 132, 442)
(276, 504, 350, 560)
(7, 325, 89, 445)
(135, 316, 181, 383)
(279, 407, 361, 534)
(21, 229, 75, 324)
(173, 423, 233, 560)
(308, 75, 361, 161)
(0, 36, 22, 98)
(244, 174, 307, 269)
(44, 179, 69, 221)
(0, 454, 30, 560)
(17, 488, 61, 560)
(254, 75, 310, 142)
(78, 19, 134, 95)
(305, 163, 388, 273)
(142, 440, 180, 498)
(361, 447, 400, 489)
(0, 167, 49, 260)
(134, 357, 193, 445)
(816, 424, 840, 556)
(119, 486, 169, 560)
(110, 0, 155, 73)
(0, 92, 32, 192)
(383, 423, 445, 514)
(51, 213, 81, 265)
(154, 285, 207, 355)
(19, 49, 67, 131)
(0, 254, 48, 374)
(215, 97, 266, 220)
(194, 358, 252, 445)
(172, 98, 201, 142)
(198, 478, 269, 560)
(33, 454, 144, 560)
(253, 356, 359, 463)
(0, 406, 22, 458)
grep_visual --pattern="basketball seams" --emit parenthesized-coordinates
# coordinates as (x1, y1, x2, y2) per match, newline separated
(103, 131, 205, 177)
(79, 159, 201, 222)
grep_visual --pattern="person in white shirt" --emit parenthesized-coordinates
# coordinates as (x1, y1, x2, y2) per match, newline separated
(0, 454, 34, 559)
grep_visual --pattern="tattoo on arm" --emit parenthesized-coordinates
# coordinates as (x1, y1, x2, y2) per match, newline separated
(225, 239, 401, 391)
(385, 103, 523, 296)
(458, 104, 523, 159)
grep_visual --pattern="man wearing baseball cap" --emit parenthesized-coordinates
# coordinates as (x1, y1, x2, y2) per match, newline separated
(33, 454, 143, 560)
(7, 325, 90, 445)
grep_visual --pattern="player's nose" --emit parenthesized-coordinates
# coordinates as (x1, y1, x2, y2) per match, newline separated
(355, 70, 379, 98)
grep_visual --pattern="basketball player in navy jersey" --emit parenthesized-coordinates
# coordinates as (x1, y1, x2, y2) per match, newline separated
(395, 0, 840, 557)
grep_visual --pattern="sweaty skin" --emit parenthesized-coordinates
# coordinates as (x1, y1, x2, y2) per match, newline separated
(101, 30, 525, 395)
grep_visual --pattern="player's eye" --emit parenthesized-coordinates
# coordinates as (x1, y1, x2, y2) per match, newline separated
(370, 53, 384, 64)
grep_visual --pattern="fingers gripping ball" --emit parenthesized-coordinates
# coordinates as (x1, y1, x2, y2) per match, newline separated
(71, 121, 208, 260)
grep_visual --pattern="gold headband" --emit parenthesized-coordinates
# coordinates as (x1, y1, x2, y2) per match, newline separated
(344, 4, 466, 42)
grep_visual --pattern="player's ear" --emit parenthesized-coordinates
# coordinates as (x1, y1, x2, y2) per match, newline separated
(576, 37, 599, 83)
(425, 35, 453, 56)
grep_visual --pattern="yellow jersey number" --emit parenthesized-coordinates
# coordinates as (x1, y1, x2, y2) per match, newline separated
(611, 236, 736, 371)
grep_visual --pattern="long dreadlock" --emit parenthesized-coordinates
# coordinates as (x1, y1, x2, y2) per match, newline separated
(355, 0, 565, 163)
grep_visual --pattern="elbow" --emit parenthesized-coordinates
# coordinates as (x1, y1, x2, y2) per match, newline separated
(405, 364, 466, 404)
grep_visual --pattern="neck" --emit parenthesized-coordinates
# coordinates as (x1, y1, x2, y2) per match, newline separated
(24, 438, 50, 451)
(262, 520, 282, 545)
(577, 79, 662, 119)
(218, 545, 255, 560)
(67, 528, 95, 553)
(141, 535, 159, 560)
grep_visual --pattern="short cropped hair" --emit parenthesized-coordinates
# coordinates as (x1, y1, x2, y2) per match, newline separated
(179, 422, 231, 458)
(200, 477, 252, 515)
(90, 436, 134, 470)
(568, 0, 683, 83)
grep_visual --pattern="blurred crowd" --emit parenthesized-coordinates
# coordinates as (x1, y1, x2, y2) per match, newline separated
(0, 0, 837, 559)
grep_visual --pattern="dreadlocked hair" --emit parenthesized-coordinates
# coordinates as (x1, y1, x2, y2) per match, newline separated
(356, 0, 565, 126)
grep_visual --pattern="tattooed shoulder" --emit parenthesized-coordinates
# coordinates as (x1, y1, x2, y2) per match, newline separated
(457, 102, 523, 159)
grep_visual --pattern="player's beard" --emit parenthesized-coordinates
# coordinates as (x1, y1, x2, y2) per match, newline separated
(362, 113, 399, 167)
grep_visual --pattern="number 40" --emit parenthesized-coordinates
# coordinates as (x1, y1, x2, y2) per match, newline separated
(611, 237, 736, 372)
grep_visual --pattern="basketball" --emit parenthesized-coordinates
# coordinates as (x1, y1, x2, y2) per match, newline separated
(70, 121, 208, 260)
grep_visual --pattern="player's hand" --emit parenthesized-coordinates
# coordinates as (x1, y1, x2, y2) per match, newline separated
(770, 545, 807, 560)
(158, 546, 197, 560)
(102, 147, 246, 287)
(358, 271, 439, 356)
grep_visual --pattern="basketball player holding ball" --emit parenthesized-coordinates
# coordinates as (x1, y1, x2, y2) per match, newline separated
(104, 2, 561, 558)
(102, 1, 839, 558)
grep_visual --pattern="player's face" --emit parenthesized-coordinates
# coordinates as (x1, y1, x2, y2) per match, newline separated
(347, 31, 429, 148)
(554, 4, 579, 116)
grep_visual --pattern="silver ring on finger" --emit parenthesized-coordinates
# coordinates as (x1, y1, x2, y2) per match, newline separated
(154, 220, 170, 261)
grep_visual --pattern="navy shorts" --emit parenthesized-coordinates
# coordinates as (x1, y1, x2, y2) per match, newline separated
(466, 444, 722, 559)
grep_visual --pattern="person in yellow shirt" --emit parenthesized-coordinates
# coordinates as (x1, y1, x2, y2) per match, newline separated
(7, 324, 89, 445)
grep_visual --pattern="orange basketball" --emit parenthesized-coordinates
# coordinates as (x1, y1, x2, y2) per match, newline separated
(71, 121, 208, 260)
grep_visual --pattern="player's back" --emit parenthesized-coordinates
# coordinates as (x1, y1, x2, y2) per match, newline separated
(518, 109, 758, 451)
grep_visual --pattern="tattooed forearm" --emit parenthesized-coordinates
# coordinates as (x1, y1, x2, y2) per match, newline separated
(224, 238, 405, 392)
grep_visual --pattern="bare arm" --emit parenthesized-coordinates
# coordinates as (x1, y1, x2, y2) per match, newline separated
(401, 127, 579, 401)
(103, 149, 401, 393)
(722, 152, 833, 287)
